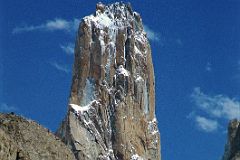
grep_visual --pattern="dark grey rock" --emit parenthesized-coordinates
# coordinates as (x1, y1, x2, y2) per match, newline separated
(223, 119, 240, 160)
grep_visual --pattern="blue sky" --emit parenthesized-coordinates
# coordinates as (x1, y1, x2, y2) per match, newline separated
(0, 0, 240, 160)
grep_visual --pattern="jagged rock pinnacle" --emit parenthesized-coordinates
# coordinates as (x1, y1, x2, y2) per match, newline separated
(57, 2, 161, 160)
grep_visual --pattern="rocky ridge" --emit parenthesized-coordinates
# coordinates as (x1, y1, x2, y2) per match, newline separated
(57, 2, 161, 160)
(222, 119, 240, 160)
(0, 113, 75, 160)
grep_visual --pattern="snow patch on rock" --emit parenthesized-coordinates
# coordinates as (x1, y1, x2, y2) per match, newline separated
(116, 65, 129, 76)
(69, 102, 92, 115)
(131, 154, 144, 160)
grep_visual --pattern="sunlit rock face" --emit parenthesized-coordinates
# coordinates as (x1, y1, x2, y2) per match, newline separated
(222, 120, 240, 160)
(57, 2, 161, 160)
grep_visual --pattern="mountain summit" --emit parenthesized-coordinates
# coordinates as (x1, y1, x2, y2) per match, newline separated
(56, 2, 161, 160)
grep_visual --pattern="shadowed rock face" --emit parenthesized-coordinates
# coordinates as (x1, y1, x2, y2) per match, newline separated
(0, 113, 75, 160)
(57, 2, 161, 160)
(222, 120, 240, 160)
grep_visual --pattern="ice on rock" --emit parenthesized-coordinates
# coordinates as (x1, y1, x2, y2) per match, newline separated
(80, 78, 96, 106)
(144, 82, 149, 114)
(152, 117, 157, 123)
(69, 103, 90, 115)
(98, 13, 113, 27)
(116, 65, 129, 76)
(148, 118, 159, 137)
(134, 46, 142, 55)
(131, 154, 143, 160)
(84, 11, 114, 30)
(99, 30, 106, 55)
(135, 75, 144, 82)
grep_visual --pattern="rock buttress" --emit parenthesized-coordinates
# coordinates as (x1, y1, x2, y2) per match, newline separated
(57, 2, 161, 160)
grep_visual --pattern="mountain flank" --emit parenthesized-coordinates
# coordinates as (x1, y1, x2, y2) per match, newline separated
(0, 113, 75, 160)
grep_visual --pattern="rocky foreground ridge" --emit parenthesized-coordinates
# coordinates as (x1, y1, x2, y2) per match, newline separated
(56, 2, 161, 160)
(0, 113, 75, 160)
(222, 120, 240, 160)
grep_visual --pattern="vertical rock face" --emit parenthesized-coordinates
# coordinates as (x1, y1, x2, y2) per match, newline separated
(57, 2, 161, 160)
(222, 120, 240, 160)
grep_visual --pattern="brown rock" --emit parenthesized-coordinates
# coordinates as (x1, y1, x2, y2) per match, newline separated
(0, 113, 75, 160)
(57, 2, 161, 160)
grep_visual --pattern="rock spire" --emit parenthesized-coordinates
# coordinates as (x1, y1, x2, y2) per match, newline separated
(57, 2, 161, 160)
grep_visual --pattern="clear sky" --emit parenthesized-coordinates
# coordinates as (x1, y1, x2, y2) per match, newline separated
(0, 0, 240, 160)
